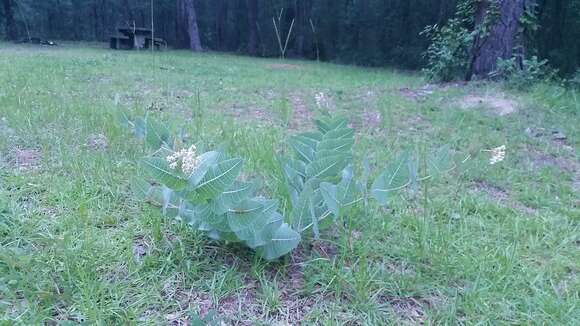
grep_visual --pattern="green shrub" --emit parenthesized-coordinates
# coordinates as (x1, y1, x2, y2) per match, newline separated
(568, 69, 580, 89)
(124, 114, 300, 261)
(492, 56, 556, 90)
(122, 113, 456, 260)
(280, 116, 359, 238)
(421, 19, 473, 82)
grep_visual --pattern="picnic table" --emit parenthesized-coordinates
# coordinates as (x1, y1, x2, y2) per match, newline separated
(110, 27, 166, 50)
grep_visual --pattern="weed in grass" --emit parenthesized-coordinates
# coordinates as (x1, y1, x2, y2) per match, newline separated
(272, 97, 293, 126)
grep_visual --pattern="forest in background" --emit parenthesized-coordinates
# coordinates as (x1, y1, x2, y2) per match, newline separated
(1, 0, 579, 75)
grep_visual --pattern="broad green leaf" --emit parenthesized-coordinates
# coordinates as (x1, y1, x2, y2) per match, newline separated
(141, 157, 188, 190)
(193, 158, 243, 202)
(289, 137, 315, 163)
(283, 159, 306, 206)
(309, 196, 320, 239)
(134, 117, 147, 139)
(246, 211, 284, 248)
(161, 186, 180, 217)
(290, 181, 314, 232)
(147, 186, 165, 206)
(212, 181, 256, 215)
(130, 177, 153, 201)
(371, 152, 411, 206)
(300, 131, 323, 142)
(284, 159, 307, 179)
(292, 133, 320, 150)
(327, 117, 348, 130)
(256, 223, 301, 260)
(316, 117, 348, 133)
(337, 165, 360, 206)
(145, 117, 172, 150)
(306, 153, 351, 179)
(178, 201, 198, 226)
(316, 138, 354, 155)
(187, 151, 221, 187)
(227, 199, 271, 242)
(199, 208, 230, 232)
(118, 110, 131, 128)
(361, 156, 371, 189)
(315, 119, 331, 133)
(207, 230, 240, 242)
(320, 182, 339, 216)
(427, 145, 454, 178)
(320, 167, 361, 217)
(324, 127, 355, 140)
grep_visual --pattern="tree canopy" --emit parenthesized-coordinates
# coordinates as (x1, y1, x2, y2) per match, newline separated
(1, 0, 578, 74)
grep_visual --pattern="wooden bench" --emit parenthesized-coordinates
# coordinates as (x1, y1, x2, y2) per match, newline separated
(110, 26, 166, 51)
(145, 37, 167, 50)
(110, 36, 132, 50)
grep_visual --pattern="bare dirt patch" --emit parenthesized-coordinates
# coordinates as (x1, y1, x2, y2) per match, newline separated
(9, 148, 42, 171)
(526, 127, 574, 151)
(132, 236, 149, 262)
(159, 246, 315, 325)
(399, 115, 432, 133)
(86, 133, 109, 151)
(312, 240, 338, 259)
(382, 259, 417, 277)
(228, 105, 274, 126)
(349, 110, 382, 132)
(527, 150, 579, 173)
(380, 294, 445, 324)
(267, 63, 302, 70)
(471, 180, 537, 215)
(459, 94, 519, 116)
(399, 82, 466, 101)
(289, 93, 314, 130)
(525, 149, 580, 196)
(399, 87, 435, 101)
(217, 287, 260, 324)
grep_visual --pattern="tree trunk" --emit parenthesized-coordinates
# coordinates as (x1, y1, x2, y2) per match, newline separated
(294, 0, 306, 57)
(216, 0, 228, 51)
(176, 0, 188, 48)
(467, 0, 527, 80)
(2, 0, 17, 40)
(72, 0, 83, 40)
(93, 0, 99, 40)
(123, 0, 134, 23)
(246, 0, 258, 55)
(183, 0, 202, 51)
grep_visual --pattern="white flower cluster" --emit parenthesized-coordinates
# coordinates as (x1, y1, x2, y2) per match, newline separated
(166, 145, 200, 175)
(315, 92, 330, 109)
(488, 145, 506, 165)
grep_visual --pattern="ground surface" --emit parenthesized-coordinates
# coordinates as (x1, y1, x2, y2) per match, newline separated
(0, 43, 578, 325)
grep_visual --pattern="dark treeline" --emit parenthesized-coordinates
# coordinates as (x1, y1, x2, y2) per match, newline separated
(0, 0, 578, 73)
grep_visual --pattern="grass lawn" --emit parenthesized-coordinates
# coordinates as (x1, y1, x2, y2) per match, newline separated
(0, 43, 578, 325)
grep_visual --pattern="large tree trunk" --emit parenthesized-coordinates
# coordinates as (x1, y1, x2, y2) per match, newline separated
(176, 0, 188, 48)
(182, 0, 202, 51)
(216, 0, 228, 51)
(246, 0, 258, 55)
(2, 0, 18, 40)
(467, 0, 527, 80)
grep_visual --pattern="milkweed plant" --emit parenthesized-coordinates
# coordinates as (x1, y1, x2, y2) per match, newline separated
(121, 113, 481, 260)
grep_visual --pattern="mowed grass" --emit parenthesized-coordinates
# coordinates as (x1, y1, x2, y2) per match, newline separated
(0, 43, 578, 325)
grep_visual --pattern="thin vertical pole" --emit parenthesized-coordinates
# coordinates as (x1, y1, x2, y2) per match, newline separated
(151, 0, 154, 52)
